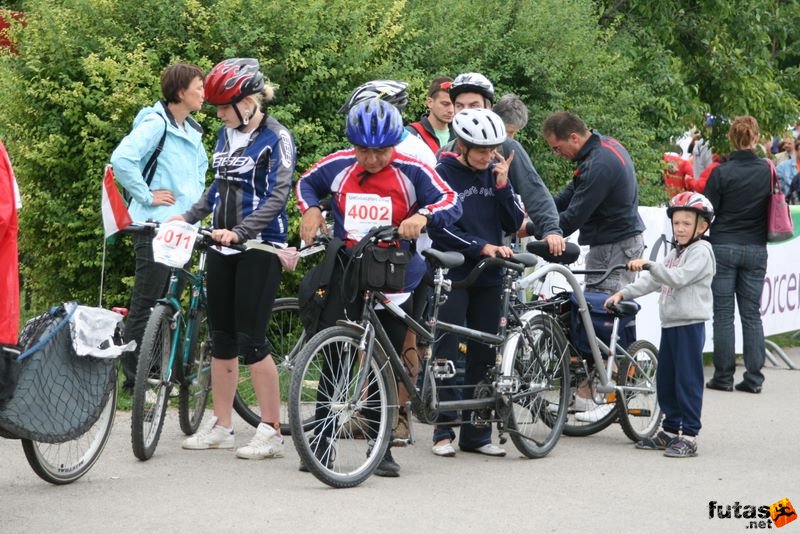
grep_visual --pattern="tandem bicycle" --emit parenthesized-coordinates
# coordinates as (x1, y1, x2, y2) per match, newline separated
(288, 226, 571, 488)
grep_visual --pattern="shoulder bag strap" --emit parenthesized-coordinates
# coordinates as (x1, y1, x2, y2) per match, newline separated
(141, 114, 169, 187)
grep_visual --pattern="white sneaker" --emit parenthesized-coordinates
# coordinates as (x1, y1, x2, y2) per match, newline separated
(574, 403, 616, 423)
(181, 416, 235, 450)
(572, 394, 598, 412)
(547, 394, 596, 414)
(236, 423, 284, 459)
(432, 442, 456, 457)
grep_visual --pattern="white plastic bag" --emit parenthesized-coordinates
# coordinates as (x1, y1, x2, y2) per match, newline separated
(68, 303, 136, 358)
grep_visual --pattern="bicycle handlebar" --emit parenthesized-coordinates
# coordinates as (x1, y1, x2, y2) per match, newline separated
(421, 253, 534, 290)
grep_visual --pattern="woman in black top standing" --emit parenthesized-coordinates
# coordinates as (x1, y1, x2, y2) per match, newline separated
(703, 116, 770, 394)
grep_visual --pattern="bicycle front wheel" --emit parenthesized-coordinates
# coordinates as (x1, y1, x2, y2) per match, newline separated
(177, 304, 211, 435)
(616, 340, 662, 442)
(22, 381, 117, 485)
(508, 314, 570, 458)
(131, 304, 173, 461)
(233, 297, 306, 434)
(289, 326, 396, 489)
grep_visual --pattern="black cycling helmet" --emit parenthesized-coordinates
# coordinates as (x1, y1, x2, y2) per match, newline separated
(449, 72, 495, 104)
(338, 80, 409, 114)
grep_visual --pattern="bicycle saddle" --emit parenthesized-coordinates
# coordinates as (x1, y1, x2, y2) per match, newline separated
(423, 249, 465, 268)
(526, 241, 581, 265)
(607, 300, 641, 318)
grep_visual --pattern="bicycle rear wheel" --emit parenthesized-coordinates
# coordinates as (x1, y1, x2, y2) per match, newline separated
(22, 381, 117, 485)
(289, 326, 395, 489)
(177, 305, 211, 435)
(508, 314, 570, 458)
(616, 340, 661, 442)
(131, 304, 173, 461)
(233, 297, 306, 434)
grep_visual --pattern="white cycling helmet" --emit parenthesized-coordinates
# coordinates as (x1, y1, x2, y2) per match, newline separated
(338, 79, 409, 114)
(449, 72, 495, 104)
(453, 108, 507, 146)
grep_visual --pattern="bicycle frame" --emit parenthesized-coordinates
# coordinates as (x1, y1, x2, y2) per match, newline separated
(343, 261, 549, 422)
(155, 246, 208, 386)
(515, 263, 656, 396)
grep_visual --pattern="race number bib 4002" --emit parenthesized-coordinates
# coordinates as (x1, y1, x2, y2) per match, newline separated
(152, 220, 198, 268)
(343, 193, 392, 240)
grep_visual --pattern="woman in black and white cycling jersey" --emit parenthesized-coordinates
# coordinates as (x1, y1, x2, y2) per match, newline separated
(171, 58, 296, 460)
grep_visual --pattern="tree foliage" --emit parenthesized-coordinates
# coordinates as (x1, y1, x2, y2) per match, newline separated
(0, 0, 797, 310)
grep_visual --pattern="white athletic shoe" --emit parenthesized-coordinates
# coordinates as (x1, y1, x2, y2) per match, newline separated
(574, 403, 616, 423)
(236, 423, 284, 460)
(181, 416, 235, 450)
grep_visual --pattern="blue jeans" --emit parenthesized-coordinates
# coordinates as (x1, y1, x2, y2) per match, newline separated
(710, 244, 768, 388)
(432, 285, 501, 449)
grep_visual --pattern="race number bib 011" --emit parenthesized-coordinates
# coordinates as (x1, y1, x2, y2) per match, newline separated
(152, 220, 198, 268)
(343, 193, 392, 240)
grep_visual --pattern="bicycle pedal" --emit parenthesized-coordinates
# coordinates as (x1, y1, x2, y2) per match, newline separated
(432, 359, 456, 379)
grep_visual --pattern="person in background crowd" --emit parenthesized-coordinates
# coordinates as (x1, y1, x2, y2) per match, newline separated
(176, 58, 295, 460)
(543, 110, 645, 293)
(406, 76, 454, 154)
(776, 138, 799, 196)
(663, 145, 694, 196)
(427, 108, 524, 459)
(110, 62, 207, 395)
(444, 72, 565, 256)
(493, 93, 529, 139)
(704, 115, 771, 395)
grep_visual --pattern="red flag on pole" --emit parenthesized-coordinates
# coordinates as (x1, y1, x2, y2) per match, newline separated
(101, 165, 132, 237)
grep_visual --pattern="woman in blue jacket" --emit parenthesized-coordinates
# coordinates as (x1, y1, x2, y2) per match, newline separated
(427, 108, 525, 458)
(110, 62, 207, 394)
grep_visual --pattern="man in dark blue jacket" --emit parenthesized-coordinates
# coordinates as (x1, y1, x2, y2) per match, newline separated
(543, 111, 645, 292)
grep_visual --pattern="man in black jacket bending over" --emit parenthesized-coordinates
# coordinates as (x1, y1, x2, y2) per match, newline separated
(543, 111, 645, 293)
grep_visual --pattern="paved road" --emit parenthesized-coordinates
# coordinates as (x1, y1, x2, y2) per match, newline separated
(2, 355, 799, 534)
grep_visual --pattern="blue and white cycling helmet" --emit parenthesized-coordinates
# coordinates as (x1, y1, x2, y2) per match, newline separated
(345, 99, 404, 149)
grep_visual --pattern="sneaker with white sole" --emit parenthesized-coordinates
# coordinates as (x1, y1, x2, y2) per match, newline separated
(574, 403, 616, 423)
(547, 393, 599, 414)
(432, 441, 456, 457)
(460, 443, 506, 457)
(236, 423, 284, 460)
(181, 416, 235, 450)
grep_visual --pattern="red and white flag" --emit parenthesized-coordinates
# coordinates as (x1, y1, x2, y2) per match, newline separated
(101, 165, 132, 237)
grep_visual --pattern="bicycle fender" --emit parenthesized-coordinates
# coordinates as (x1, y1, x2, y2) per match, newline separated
(499, 309, 548, 377)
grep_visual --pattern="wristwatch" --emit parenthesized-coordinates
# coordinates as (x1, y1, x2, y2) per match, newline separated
(417, 208, 432, 223)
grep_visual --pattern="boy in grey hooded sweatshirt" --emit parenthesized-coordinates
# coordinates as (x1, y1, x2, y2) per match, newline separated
(606, 192, 716, 458)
